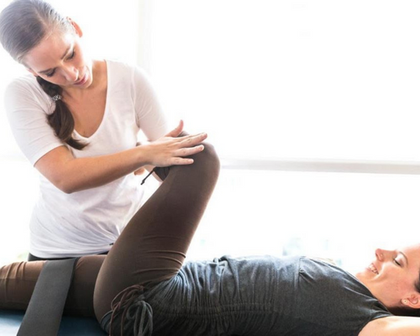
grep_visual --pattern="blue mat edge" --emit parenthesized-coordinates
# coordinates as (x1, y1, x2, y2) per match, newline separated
(0, 309, 105, 335)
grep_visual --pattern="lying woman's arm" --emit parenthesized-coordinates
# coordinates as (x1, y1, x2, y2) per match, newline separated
(360, 316, 420, 335)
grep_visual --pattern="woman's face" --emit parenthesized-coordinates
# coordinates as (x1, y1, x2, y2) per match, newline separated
(23, 21, 93, 90)
(355, 244, 420, 310)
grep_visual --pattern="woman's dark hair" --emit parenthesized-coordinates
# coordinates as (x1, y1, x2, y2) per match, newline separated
(392, 272, 420, 317)
(0, 0, 86, 149)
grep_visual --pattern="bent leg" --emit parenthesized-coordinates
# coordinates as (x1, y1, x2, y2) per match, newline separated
(93, 143, 220, 321)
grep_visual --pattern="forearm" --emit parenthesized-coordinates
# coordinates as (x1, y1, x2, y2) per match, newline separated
(35, 130, 208, 193)
(39, 147, 148, 194)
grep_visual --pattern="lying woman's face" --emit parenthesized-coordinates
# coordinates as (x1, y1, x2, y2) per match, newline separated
(355, 244, 420, 310)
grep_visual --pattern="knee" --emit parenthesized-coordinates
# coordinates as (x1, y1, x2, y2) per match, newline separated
(202, 141, 220, 167)
(195, 140, 220, 180)
(179, 131, 219, 170)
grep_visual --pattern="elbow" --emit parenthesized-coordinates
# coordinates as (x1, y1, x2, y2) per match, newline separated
(57, 184, 76, 194)
(52, 178, 78, 194)
(60, 186, 76, 194)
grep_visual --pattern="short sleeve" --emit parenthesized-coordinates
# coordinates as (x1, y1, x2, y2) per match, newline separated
(132, 67, 169, 141)
(4, 76, 64, 166)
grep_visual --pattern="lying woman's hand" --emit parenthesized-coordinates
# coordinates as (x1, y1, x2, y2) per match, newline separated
(140, 121, 207, 167)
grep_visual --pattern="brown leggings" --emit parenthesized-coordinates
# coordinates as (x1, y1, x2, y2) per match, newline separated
(0, 143, 220, 323)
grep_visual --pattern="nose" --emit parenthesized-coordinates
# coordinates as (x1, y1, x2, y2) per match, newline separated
(375, 248, 394, 262)
(375, 248, 384, 261)
(61, 65, 78, 82)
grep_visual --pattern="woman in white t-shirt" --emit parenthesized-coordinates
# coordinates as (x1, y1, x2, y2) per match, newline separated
(0, 0, 208, 260)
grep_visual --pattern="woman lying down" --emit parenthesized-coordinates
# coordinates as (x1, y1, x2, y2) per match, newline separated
(1, 143, 420, 335)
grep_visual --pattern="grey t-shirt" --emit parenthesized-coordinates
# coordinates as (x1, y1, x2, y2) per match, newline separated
(295, 257, 391, 335)
(101, 255, 392, 335)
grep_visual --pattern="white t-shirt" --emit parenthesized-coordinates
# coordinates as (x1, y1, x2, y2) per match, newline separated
(4, 60, 169, 258)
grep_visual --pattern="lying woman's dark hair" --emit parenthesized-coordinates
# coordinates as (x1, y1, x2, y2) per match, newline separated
(0, 0, 86, 149)
(391, 273, 420, 317)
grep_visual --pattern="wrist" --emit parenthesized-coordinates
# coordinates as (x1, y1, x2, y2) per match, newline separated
(133, 144, 151, 167)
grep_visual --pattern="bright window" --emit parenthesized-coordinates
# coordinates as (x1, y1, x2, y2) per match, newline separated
(146, 0, 420, 161)
(142, 0, 420, 273)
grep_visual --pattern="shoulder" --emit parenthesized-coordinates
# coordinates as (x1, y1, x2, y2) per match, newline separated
(6, 74, 44, 95)
(297, 257, 393, 332)
(299, 257, 381, 303)
(299, 257, 366, 295)
(106, 59, 140, 77)
(105, 59, 152, 85)
(360, 316, 420, 336)
(4, 74, 52, 111)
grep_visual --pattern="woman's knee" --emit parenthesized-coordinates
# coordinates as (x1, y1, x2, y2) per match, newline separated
(196, 141, 220, 175)
(155, 140, 220, 184)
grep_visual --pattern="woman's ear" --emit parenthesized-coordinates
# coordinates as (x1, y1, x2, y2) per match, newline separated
(402, 294, 420, 309)
(67, 17, 83, 37)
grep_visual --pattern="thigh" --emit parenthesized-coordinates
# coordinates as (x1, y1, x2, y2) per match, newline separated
(0, 255, 105, 317)
(66, 255, 105, 316)
(93, 144, 220, 321)
(0, 260, 45, 311)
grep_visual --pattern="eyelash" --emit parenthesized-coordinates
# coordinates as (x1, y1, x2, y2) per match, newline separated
(393, 259, 402, 267)
(45, 49, 76, 78)
(45, 70, 55, 77)
(69, 50, 76, 60)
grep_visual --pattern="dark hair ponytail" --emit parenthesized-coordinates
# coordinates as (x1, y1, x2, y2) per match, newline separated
(36, 77, 86, 150)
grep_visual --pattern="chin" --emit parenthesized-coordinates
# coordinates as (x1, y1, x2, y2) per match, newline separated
(354, 268, 369, 279)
